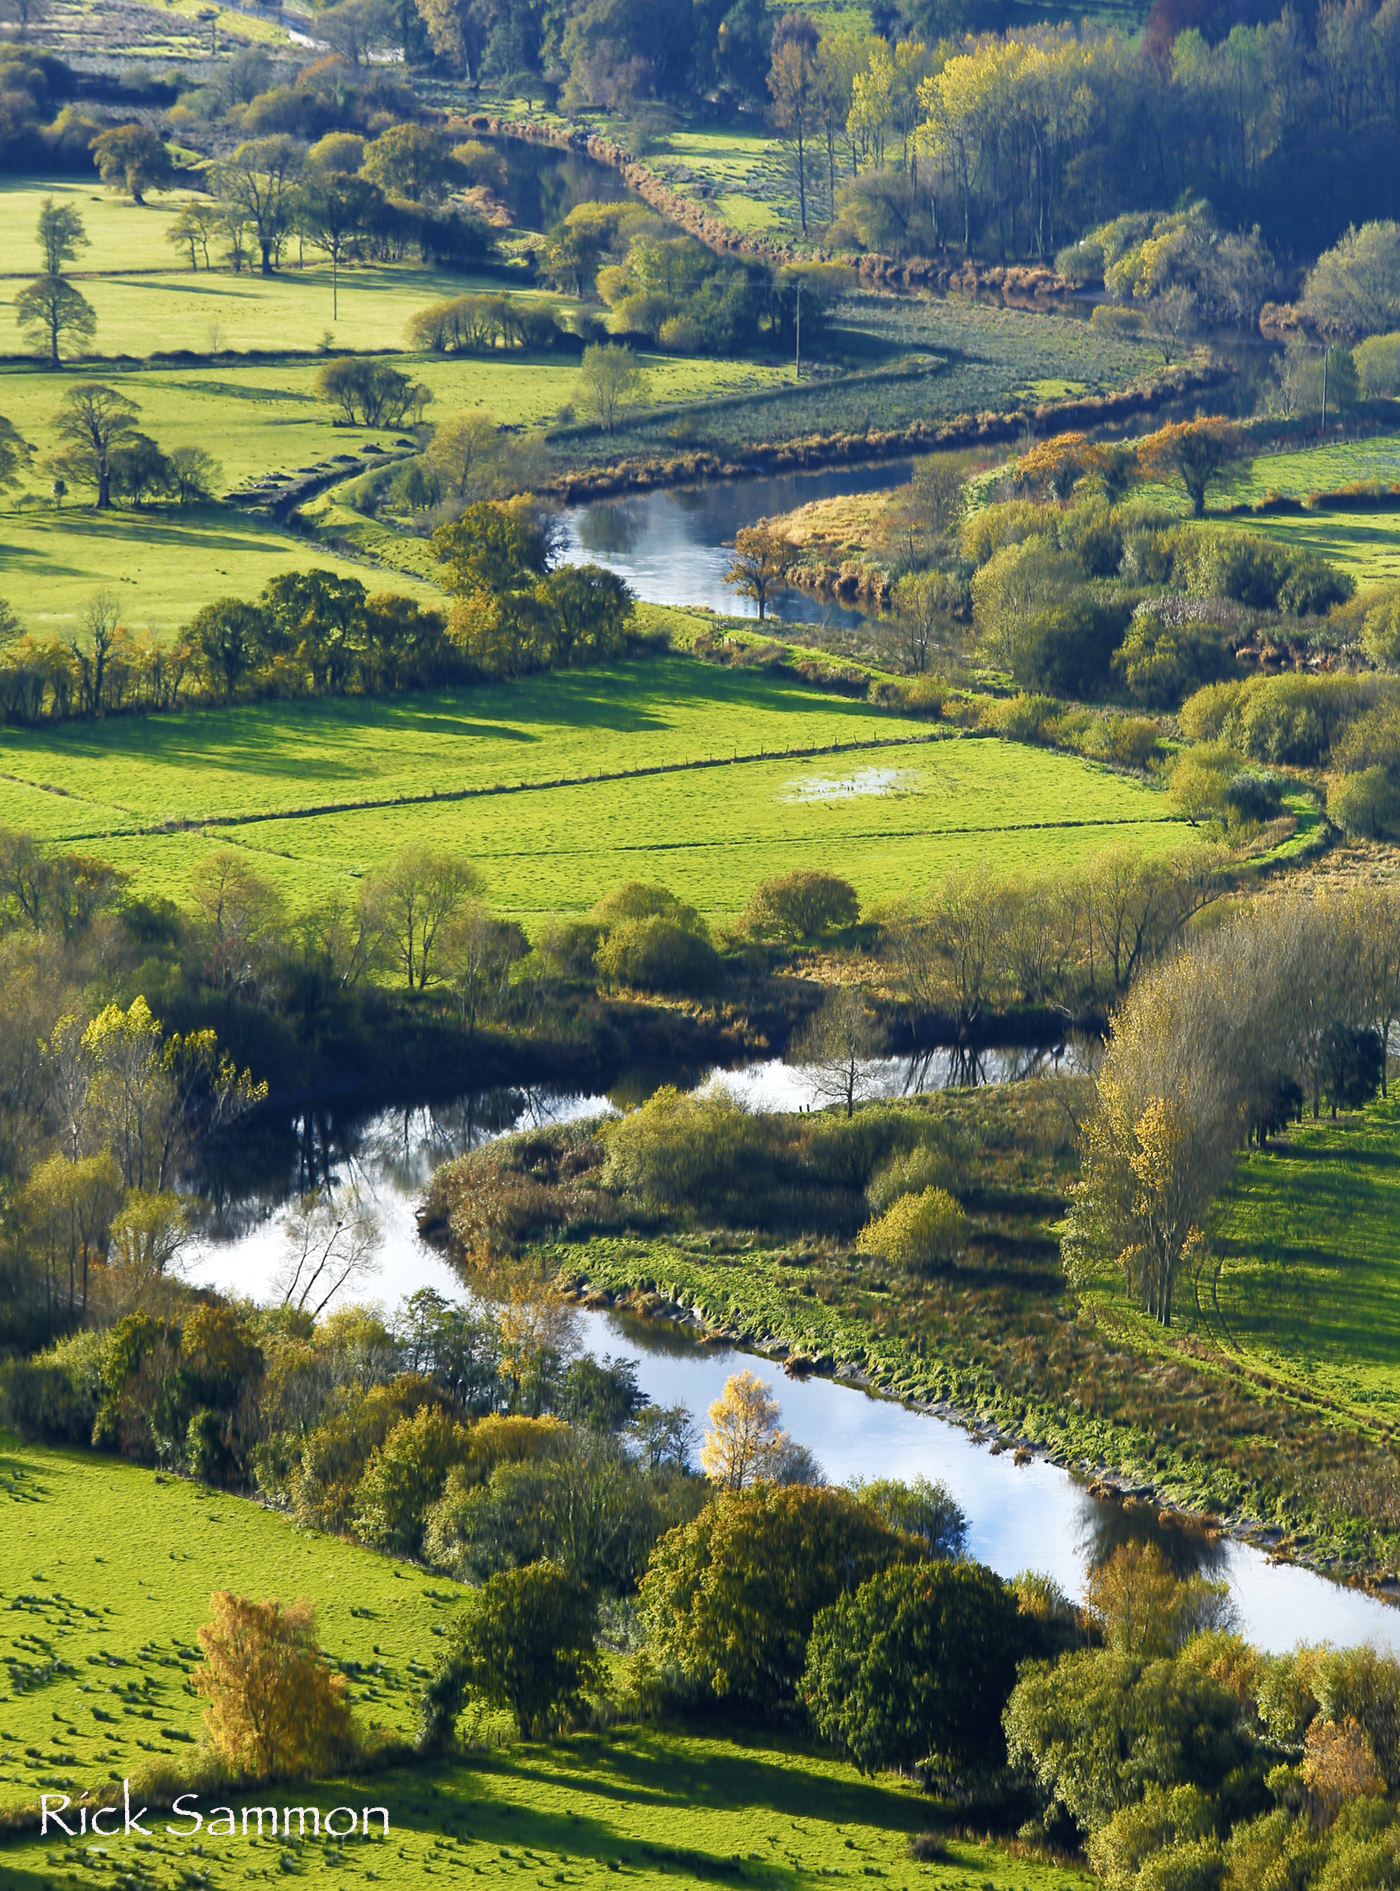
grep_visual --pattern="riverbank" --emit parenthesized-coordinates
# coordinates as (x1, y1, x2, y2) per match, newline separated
(444, 1075, 1400, 1596)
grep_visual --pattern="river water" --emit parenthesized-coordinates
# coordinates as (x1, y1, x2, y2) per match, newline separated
(558, 461, 910, 629)
(186, 1066, 1400, 1656)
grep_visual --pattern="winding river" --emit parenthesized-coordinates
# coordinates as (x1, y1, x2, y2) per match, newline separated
(187, 1069, 1400, 1656)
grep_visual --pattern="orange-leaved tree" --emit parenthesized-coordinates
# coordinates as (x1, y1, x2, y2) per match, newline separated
(1136, 417, 1253, 519)
(195, 1592, 354, 1779)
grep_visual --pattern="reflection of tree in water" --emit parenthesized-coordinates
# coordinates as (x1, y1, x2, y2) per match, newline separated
(494, 142, 632, 236)
(576, 498, 648, 558)
(1078, 1491, 1229, 1581)
(897, 1036, 1096, 1093)
(601, 1305, 729, 1361)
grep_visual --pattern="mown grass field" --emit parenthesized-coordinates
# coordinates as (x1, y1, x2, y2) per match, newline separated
(1200, 1094, 1400, 1431)
(0, 1430, 457, 1804)
(0, 1429, 1092, 1891)
(0, 500, 442, 636)
(0, 655, 1189, 917)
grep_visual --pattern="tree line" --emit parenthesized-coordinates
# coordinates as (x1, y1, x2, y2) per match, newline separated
(0, 505, 636, 724)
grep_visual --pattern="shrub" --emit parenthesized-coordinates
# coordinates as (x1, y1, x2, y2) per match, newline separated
(0, 1336, 100, 1443)
(856, 1187, 967, 1274)
(352, 1405, 473, 1556)
(961, 499, 1057, 568)
(803, 1561, 1027, 1775)
(1355, 331, 1400, 399)
(980, 692, 1061, 742)
(658, 315, 703, 353)
(867, 1141, 958, 1215)
(1180, 680, 1245, 742)
(743, 870, 859, 943)
(595, 915, 720, 994)
(1114, 609, 1236, 707)
(1014, 595, 1131, 696)
(1222, 770, 1286, 825)
(1328, 766, 1400, 839)
(600, 1085, 753, 1212)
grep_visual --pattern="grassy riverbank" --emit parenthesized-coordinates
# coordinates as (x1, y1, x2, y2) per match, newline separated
(526, 1081, 1400, 1585)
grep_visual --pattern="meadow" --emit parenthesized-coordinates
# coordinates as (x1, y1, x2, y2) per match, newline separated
(0, 655, 1189, 917)
(0, 1427, 1094, 1891)
(1203, 1093, 1400, 1433)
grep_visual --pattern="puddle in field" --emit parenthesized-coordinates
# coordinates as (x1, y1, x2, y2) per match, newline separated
(783, 765, 922, 802)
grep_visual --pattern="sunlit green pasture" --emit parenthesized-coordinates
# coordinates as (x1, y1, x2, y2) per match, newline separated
(0, 656, 1189, 917)
(0, 500, 442, 636)
(1202, 1094, 1400, 1430)
(0, 1731, 1090, 1891)
(0, 1429, 457, 1809)
(1232, 510, 1400, 586)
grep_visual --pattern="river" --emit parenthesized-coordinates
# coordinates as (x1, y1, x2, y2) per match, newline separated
(558, 462, 911, 629)
(186, 1066, 1400, 1656)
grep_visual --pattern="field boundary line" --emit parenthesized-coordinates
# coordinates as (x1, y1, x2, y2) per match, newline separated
(44, 731, 976, 841)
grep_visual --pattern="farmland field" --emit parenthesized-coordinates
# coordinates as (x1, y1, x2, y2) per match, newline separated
(1198, 1093, 1400, 1432)
(0, 1428, 1091, 1891)
(0, 656, 1189, 917)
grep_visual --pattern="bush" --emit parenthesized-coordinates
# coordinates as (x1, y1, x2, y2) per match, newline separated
(0, 1338, 99, 1443)
(856, 1187, 967, 1274)
(867, 1142, 958, 1215)
(802, 1561, 1027, 1775)
(1328, 766, 1400, 839)
(980, 692, 1061, 742)
(658, 315, 703, 353)
(352, 1405, 473, 1556)
(1222, 770, 1286, 825)
(1014, 595, 1131, 697)
(743, 870, 859, 943)
(1180, 681, 1245, 742)
(595, 915, 720, 994)
(1355, 331, 1400, 399)
(600, 1085, 754, 1212)
(1114, 610, 1236, 708)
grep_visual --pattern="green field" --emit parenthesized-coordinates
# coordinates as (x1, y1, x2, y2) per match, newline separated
(0, 1431, 457, 1800)
(0, 657, 1189, 917)
(0, 500, 444, 637)
(0, 1428, 1092, 1891)
(1201, 1094, 1400, 1431)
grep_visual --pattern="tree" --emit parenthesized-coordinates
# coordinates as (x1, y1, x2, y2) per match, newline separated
(90, 125, 173, 205)
(16, 276, 96, 369)
(770, 21, 820, 235)
(577, 343, 648, 432)
(188, 597, 269, 699)
(638, 1483, 907, 1708)
(274, 1185, 383, 1316)
(1085, 1542, 1233, 1659)
(884, 863, 1009, 1039)
(743, 870, 859, 942)
(36, 195, 88, 274)
(367, 844, 483, 989)
(212, 137, 305, 276)
(0, 413, 32, 493)
(50, 383, 139, 508)
(165, 444, 221, 506)
(417, 1563, 599, 1747)
(166, 198, 222, 271)
(353, 1404, 471, 1554)
(196, 1592, 354, 1779)
(315, 356, 430, 427)
(700, 1369, 792, 1490)
(789, 985, 883, 1117)
(884, 456, 969, 568)
(723, 524, 796, 621)
(361, 123, 452, 201)
(1003, 1650, 1250, 1836)
(107, 1188, 192, 1285)
(22, 1149, 122, 1316)
(438, 903, 529, 1028)
(1300, 221, 1400, 336)
(1137, 418, 1253, 520)
(1142, 285, 1198, 365)
(110, 431, 168, 506)
(803, 1561, 1026, 1776)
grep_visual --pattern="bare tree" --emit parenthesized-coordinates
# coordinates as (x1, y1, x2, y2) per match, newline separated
(274, 1183, 383, 1316)
(211, 137, 305, 276)
(790, 985, 883, 1117)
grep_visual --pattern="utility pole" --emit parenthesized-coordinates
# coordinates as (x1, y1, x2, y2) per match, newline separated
(1321, 344, 1329, 436)
(794, 278, 802, 383)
